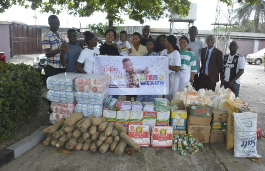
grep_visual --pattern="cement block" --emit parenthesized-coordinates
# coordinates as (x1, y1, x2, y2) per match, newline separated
(0, 149, 14, 167)
(7, 126, 49, 159)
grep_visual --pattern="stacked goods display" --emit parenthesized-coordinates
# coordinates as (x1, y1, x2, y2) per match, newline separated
(210, 109, 228, 143)
(50, 102, 77, 124)
(128, 125, 150, 146)
(170, 100, 187, 130)
(155, 98, 170, 126)
(172, 133, 203, 156)
(74, 74, 110, 118)
(43, 112, 141, 155)
(186, 105, 213, 143)
(151, 126, 173, 147)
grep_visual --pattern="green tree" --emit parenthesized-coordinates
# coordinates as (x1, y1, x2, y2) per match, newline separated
(234, 0, 265, 33)
(87, 22, 124, 37)
(0, 0, 259, 28)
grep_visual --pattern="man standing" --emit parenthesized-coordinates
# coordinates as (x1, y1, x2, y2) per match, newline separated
(223, 41, 245, 97)
(140, 25, 152, 46)
(42, 15, 68, 114)
(187, 26, 203, 90)
(199, 35, 223, 91)
(60, 29, 82, 72)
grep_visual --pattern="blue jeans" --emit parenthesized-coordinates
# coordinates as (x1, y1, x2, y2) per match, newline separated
(231, 83, 240, 97)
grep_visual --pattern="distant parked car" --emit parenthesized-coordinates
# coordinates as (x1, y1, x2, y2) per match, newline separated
(33, 54, 47, 83)
(0, 52, 6, 63)
(246, 48, 265, 65)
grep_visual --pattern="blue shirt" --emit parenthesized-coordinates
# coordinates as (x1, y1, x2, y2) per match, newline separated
(146, 51, 158, 56)
(65, 42, 82, 72)
(205, 46, 214, 74)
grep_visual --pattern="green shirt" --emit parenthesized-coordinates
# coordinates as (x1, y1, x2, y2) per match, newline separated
(179, 50, 197, 73)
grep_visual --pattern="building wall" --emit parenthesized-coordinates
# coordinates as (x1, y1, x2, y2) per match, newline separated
(0, 24, 11, 61)
(234, 39, 255, 56)
(258, 41, 265, 51)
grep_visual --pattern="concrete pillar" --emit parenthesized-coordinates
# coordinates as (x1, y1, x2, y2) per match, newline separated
(253, 40, 259, 53)
(169, 22, 174, 35)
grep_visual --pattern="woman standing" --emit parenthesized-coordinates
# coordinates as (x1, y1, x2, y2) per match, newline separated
(76, 31, 99, 74)
(154, 34, 166, 55)
(174, 36, 197, 92)
(160, 35, 181, 100)
(99, 29, 119, 56)
(129, 32, 148, 56)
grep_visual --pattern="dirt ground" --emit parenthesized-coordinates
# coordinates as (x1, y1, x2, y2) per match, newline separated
(0, 97, 50, 151)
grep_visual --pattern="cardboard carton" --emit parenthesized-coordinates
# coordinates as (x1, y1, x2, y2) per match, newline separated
(188, 116, 212, 126)
(103, 110, 117, 122)
(151, 126, 173, 147)
(187, 105, 213, 118)
(129, 121, 143, 125)
(128, 125, 150, 146)
(211, 121, 227, 131)
(117, 121, 129, 127)
(143, 111, 157, 127)
(213, 109, 228, 122)
(156, 122, 169, 126)
(187, 125, 211, 143)
(157, 111, 170, 122)
(210, 131, 225, 143)
(170, 100, 187, 130)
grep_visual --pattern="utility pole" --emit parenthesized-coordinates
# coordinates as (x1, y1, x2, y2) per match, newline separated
(33, 10, 37, 26)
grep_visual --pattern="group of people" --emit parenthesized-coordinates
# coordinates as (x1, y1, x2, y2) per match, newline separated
(42, 15, 245, 113)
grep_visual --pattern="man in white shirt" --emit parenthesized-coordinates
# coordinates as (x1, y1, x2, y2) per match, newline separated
(223, 41, 245, 97)
(187, 26, 203, 90)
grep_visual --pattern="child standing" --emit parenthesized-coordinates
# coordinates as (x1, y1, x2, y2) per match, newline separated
(137, 39, 158, 102)
(160, 35, 181, 100)
(116, 31, 132, 56)
(75, 31, 99, 74)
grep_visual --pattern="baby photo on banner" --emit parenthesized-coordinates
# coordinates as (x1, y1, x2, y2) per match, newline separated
(94, 55, 169, 95)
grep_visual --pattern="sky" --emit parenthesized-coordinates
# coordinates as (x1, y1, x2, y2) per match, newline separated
(0, 0, 240, 31)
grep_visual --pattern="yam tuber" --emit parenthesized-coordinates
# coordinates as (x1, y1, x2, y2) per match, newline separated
(80, 127, 88, 133)
(43, 118, 65, 134)
(115, 140, 127, 156)
(83, 132, 90, 140)
(79, 116, 94, 130)
(92, 117, 106, 126)
(91, 132, 100, 140)
(43, 134, 54, 146)
(105, 136, 113, 144)
(89, 141, 97, 152)
(67, 132, 73, 139)
(85, 138, 92, 143)
(96, 140, 103, 147)
(99, 132, 107, 141)
(98, 122, 108, 131)
(111, 129, 119, 137)
(72, 128, 82, 138)
(114, 136, 120, 142)
(75, 118, 85, 128)
(65, 141, 71, 150)
(69, 138, 77, 148)
(64, 112, 83, 126)
(51, 138, 59, 147)
(59, 134, 69, 142)
(58, 125, 66, 135)
(120, 132, 141, 152)
(53, 131, 62, 139)
(55, 141, 65, 148)
(64, 125, 75, 133)
(82, 142, 91, 151)
(114, 123, 127, 134)
(99, 143, 109, 153)
(75, 143, 83, 150)
(110, 141, 118, 151)
(105, 122, 114, 136)
(89, 125, 97, 135)
(78, 137, 85, 144)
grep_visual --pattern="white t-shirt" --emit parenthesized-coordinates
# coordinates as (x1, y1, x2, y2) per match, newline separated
(77, 47, 100, 73)
(160, 49, 181, 73)
(187, 39, 203, 73)
(116, 40, 131, 56)
(224, 54, 245, 84)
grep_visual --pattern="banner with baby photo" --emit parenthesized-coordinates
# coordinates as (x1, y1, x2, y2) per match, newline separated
(94, 55, 169, 95)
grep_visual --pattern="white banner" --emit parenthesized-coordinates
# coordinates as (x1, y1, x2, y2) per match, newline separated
(94, 55, 169, 95)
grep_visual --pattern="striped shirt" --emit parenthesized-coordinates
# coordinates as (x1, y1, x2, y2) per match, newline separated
(42, 30, 65, 68)
(179, 50, 197, 73)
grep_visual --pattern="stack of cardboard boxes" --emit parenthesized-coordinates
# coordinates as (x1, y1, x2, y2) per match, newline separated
(210, 109, 228, 143)
(186, 105, 213, 143)
(170, 100, 187, 135)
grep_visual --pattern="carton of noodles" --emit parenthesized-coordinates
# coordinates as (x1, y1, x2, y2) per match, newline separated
(151, 126, 173, 147)
(128, 125, 150, 146)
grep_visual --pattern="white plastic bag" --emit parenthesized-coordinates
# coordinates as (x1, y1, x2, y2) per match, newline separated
(233, 112, 261, 157)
